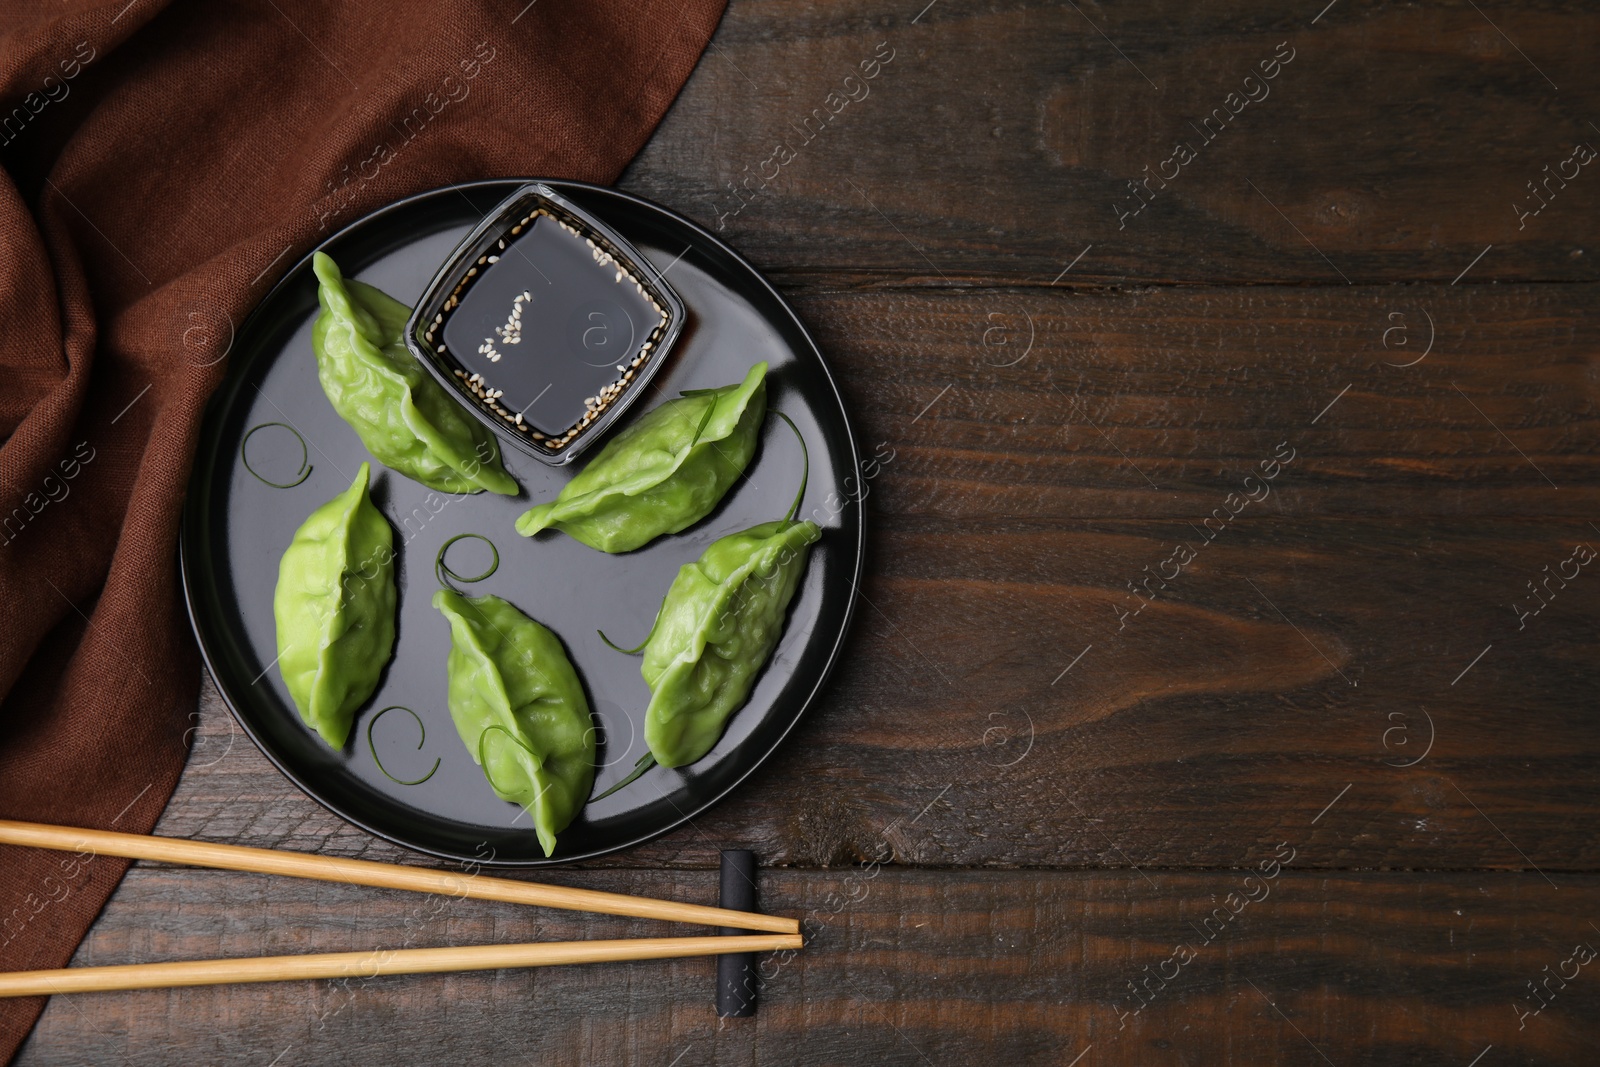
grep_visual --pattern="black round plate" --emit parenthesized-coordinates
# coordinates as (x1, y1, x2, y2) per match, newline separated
(181, 180, 863, 866)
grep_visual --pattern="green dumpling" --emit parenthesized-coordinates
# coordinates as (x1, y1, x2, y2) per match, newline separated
(515, 362, 767, 552)
(592, 412, 819, 801)
(641, 516, 821, 767)
(311, 251, 518, 496)
(273, 462, 396, 749)
(433, 589, 596, 857)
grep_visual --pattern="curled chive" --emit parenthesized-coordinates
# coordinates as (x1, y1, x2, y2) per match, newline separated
(367, 706, 440, 786)
(686, 396, 716, 450)
(772, 410, 808, 523)
(241, 421, 311, 488)
(477, 723, 547, 799)
(597, 629, 648, 655)
(598, 601, 665, 656)
(436, 533, 500, 587)
(590, 751, 656, 801)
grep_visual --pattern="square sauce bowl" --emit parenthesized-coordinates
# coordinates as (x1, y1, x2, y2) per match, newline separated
(405, 183, 686, 465)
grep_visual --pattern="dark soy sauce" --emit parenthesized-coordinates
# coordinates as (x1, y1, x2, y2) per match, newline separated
(439, 214, 661, 438)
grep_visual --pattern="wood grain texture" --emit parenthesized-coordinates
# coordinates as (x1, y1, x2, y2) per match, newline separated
(135, 283, 1599, 874)
(16, 867, 1600, 1065)
(19, 0, 1600, 1061)
(622, 0, 1600, 286)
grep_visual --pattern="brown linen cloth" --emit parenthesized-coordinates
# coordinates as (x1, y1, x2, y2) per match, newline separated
(0, 0, 724, 1056)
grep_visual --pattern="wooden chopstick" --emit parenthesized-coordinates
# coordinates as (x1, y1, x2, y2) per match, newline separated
(0, 820, 798, 935)
(0, 934, 803, 998)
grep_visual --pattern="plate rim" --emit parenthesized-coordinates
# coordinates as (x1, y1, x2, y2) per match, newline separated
(179, 177, 865, 867)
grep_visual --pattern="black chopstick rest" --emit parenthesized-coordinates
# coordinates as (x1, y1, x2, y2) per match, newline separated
(716, 849, 759, 1017)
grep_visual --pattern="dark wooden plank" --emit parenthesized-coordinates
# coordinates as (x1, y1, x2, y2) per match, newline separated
(17, 866, 1600, 1065)
(148, 282, 1599, 872)
(30, 0, 1600, 1061)
(620, 0, 1600, 286)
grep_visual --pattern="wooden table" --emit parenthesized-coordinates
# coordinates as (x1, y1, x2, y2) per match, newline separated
(18, 1, 1600, 1062)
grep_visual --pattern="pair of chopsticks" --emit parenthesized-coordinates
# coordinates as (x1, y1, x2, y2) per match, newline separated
(0, 819, 800, 997)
